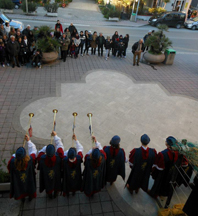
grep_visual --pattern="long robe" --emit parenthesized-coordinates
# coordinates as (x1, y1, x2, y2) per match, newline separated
(103, 146, 125, 182)
(82, 151, 106, 197)
(9, 156, 36, 200)
(127, 147, 156, 191)
(62, 155, 82, 195)
(39, 153, 62, 194)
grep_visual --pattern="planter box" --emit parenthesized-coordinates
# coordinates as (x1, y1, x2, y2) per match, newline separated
(0, 182, 10, 192)
(0, 9, 13, 14)
(143, 52, 165, 64)
(42, 51, 58, 63)
(137, 15, 151, 21)
(47, 12, 58, 17)
(109, 17, 119, 22)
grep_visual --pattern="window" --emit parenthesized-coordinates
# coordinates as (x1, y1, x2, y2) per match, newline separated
(165, 14, 173, 20)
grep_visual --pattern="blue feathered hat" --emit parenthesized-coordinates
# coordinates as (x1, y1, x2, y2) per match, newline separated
(68, 147, 77, 159)
(16, 147, 26, 159)
(141, 134, 150, 145)
(110, 135, 120, 148)
(46, 144, 55, 157)
(92, 148, 100, 160)
(166, 136, 177, 146)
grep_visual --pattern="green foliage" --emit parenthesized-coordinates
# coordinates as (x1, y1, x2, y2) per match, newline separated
(0, 0, 15, 10)
(108, 9, 120, 18)
(37, 37, 60, 52)
(157, 24, 169, 31)
(44, 3, 59, 13)
(0, 159, 10, 183)
(145, 27, 172, 54)
(101, 6, 120, 19)
(148, 7, 166, 15)
(38, 25, 53, 37)
(21, 1, 37, 13)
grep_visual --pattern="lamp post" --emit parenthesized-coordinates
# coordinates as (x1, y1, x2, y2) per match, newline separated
(25, 0, 28, 13)
(130, 0, 138, 22)
(135, 0, 140, 22)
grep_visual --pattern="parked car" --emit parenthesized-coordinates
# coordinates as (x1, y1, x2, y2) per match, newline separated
(0, 13, 24, 31)
(12, 0, 22, 9)
(184, 17, 198, 30)
(149, 11, 186, 29)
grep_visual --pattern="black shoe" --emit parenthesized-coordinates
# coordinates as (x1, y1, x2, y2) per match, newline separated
(133, 64, 135, 66)
(28, 196, 33, 202)
(12, 65, 15, 68)
(21, 198, 25, 203)
(17, 65, 20, 67)
(72, 192, 75, 196)
(48, 194, 53, 199)
(54, 191, 58, 198)
(137, 63, 139, 66)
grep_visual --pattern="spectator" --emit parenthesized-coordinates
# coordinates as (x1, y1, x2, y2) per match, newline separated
(64, 28, 71, 40)
(32, 26, 39, 42)
(90, 31, 97, 55)
(71, 28, 78, 38)
(112, 31, 119, 55)
(23, 35, 30, 63)
(18, 37, 26, 66)
(2, 34, 9, 66)
(69, 23, 77, 35)
(28, 30, 35, 44)
(143, 30, 152, 50)
(113, 38, 119, 57)
(15, 30, 23, 41)
(79, 31, 85, 56)
(54, 27, 62, 40)
(0, 42, 6, 67)
(74, 33, 80, 58)
(84, 30, 91, 56)
(96, 33, 105, 57)
(123, 34, 129, 58)
(55, 20, 63, 33)
(32, 49, 42, 68)
(22, 25, 31, 37)
(118, 41, 125, 59)
(29, 41, 36, 58)
(59, 33, 70, 62)
(8, 27, 16, 38)
(132, 39, 145, 66)
(0, 24, 6, 37)
(6, 35, 20, 68)
(4, 22, 10, 36)
(104, 36, 112, 61)
(70, 41, 76, 58)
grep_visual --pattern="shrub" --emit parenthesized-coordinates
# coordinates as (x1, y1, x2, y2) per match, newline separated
(109, 9, 120, 18)
(0, 159, 10, 183)
(21, 2, 37, 13)
(0, 0, 15, 10)
(148, 7, 166, 15)
(44, 3, 59, 13)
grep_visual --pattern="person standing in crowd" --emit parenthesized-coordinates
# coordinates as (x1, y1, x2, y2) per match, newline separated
(117, 36, 125, 59)
(59, 33, 70, 62)
(104, 36, 112, 61)
(82, 136, 107, 197)
(62, 134, 83, 196)
(79, 31, 85, 56)
(96, 33, 105, 57)
(70, 41, 76, 58)
(64, 28, 71, 40)
(4, 22, 10, 36)
(69, 23, 77, 35)
(149, 136, 179, 200)
(15, 30, 22, 41)
(0, 24, 6, 37)
(7, 135, 37, 201)
(22, 25, 31, 37)
(32, 26, 39, 42)
(143, 30, 152, 50)
(18, 37, 26, 66)
(54, 27, 62, 40)
(28, 30, 35, 45)
(23, 35, 30, 63)
(123, 34, 129, 58)
(37, 131, 64, 199)
(84, 30, 91, 56)
(126, 134, 157, 194)
(90, 31, 97, 55)
(132, 39, 145, 66)
(2, 34, 9, 66)
(112, 31, 119, 55)
(71, 28, 78, 38)
(32, 49, 42, 68)
(103, 135, 126, 185)
(0, 42, 6, 67)
(55, 20, 63, 33)
(73, 32, 81, 58)
(7, 35, 20, 68)
(8, 27, 16, 38)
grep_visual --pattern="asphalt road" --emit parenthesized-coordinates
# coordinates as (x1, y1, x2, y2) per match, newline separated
(20, 19, 198, 54)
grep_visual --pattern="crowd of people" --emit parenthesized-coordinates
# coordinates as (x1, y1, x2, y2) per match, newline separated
(7, 130, 196, 215)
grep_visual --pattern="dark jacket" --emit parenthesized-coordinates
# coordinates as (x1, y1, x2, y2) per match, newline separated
(7, 40, 20, 56)
(105, 40, 112, 49)
(69, 25, 76, 34)
(22, 28, 30, 37)
(132, 42, 145, 54)
(96, 36, 105, 46)
(123, 36, 129, 48)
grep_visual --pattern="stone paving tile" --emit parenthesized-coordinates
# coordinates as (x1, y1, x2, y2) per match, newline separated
(23, 199, 36, 210)
(69, 204, 80, 216)
(91, 202, 103, 214)
(35, 197, 47, 209)
(35, 208, 46, 216)
(22, 209, 35, 216)
(101, 201, 113, 213)
(80, 203, 92, 215)
(58, 206, 69, 216)
(46, 207, 58, 216)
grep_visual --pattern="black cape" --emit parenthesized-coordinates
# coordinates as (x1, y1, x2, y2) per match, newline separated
(39, 153, 62, 194)
(183, 175, 198, 216)
(82, 154, 106, 197)
(104, 147, 125, 182)
(150, 149, 178, 197)
(10, 156, 36, 200)
(62, 155, 82, 194)
(126, 147, 155, 191)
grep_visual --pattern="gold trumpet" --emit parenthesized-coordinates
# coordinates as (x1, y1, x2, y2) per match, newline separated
(23, 113, 34, 147)
(72, 112, 78, 147)
(87, 113, 94, 147)
(51, 109, 58, 144)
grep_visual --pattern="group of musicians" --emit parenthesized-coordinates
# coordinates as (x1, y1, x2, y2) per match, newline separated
(7, 132, 196, 215)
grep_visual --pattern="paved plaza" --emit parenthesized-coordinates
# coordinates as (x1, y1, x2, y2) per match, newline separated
(1, 0, 198, 215)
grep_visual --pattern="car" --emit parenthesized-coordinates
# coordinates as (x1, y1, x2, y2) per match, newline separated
(184, 17, 198, 30)
(0, 13, 24, 31)
(149, 11, 186, 29)
(12, 0, 22, 9)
